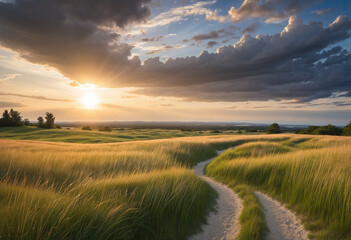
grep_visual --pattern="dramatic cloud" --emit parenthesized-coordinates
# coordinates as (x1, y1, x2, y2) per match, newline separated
(228, 0, 316, 22)
(313, 8, 335, 16)
(1, 1, 351, 104)
(128, 16, 351, 103)
(0, 0, 152, 86)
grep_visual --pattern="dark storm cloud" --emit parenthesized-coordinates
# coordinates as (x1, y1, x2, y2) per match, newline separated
(128, 16, 351, 102)
(206, 41, 219, 48)
(0, 0, 151, 86)
(192, 30, 221, 41)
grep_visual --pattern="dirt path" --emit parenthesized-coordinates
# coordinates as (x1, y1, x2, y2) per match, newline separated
(254, 192, 309, 240)
(189, 150, 243, 240)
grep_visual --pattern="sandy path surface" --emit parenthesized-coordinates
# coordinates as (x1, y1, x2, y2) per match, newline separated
(189, 150, 243, 240)
(254, 192, 309, 240)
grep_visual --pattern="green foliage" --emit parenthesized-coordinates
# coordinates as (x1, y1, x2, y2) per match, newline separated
(45, 112, 55, 129)
(343, 122, 351, 136)
(267, 123, 281, 134)
(297, 124, 343, 136)
(0, 109, 23, 127)
(37, 113, 56, 129)
(23, 118, 30, 126)
(37, 116, 44, 128)
(82, 126, 92, 130)
(234, 185, 267, 240)
(99, 126, 112, 132)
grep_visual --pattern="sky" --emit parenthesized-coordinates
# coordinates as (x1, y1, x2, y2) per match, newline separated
(0, 0, 350, 125)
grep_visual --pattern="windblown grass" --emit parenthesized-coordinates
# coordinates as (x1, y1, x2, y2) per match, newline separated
(0, 138, 222, 240)
(207, 135, 351, 240)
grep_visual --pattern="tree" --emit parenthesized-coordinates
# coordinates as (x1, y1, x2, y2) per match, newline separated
(0, 109, 23, 127)
(45, 112, 55, 129)
(23, 118, 30, 126)
(312, 124, 342, 136)
(37, 116, 44, 128)
(267, 123, 282, 134)
(343, 122, 351, 136)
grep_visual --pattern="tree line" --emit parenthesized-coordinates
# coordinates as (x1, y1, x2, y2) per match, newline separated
(0, 109, 58, 129)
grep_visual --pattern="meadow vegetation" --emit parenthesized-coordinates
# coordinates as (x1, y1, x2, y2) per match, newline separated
(1, 133, 350, 239)
(206, 136, 351, 240)
(0, 126, 261, 143)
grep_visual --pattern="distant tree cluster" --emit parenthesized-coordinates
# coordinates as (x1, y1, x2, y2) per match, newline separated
(296, 123, 351, 136)
(0, 109, 58, 129)
(37, 112, 56, 129)
(0, 109, 23, 127)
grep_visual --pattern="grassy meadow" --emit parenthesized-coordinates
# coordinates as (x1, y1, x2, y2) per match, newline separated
(0, 126, 259, 143)
(1, 132, 350, 239)
(207, 136, 351, 240)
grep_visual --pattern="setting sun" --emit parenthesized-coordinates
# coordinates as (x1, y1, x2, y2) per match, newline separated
(81, 93, 98, 109)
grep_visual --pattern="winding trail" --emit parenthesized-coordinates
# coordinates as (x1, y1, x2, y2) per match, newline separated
(189, 150, 243, 240)
(254, 192, 309, 240)
(188, 149, 310, 240)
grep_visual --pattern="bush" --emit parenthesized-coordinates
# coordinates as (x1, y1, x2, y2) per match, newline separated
(99, 126, 112, 132)
(312, 124, 342, 135)
(82, 126, 92, 131)
(267, 123, 281, 134)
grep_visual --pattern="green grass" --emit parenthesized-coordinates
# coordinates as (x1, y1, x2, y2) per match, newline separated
(3, 133, 349, 239)
(0, 126, 261, 143)
(0, 138, 222, 240)
(206, 136, 351, 240)
(234, 185, 267, 240)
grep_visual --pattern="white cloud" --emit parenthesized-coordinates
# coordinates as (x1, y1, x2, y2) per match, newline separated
(0, 73, 22, 82)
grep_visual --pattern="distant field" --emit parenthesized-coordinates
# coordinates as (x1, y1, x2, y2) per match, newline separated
(0, 126, 260, 143)
(1, 134, 350, 239)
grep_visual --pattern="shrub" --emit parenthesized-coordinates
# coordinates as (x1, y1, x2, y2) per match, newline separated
(267, 123, 281, 134)
(99, 126, 112, 132)
(82, 126, 92, 130)
(312, 124, 342, 136)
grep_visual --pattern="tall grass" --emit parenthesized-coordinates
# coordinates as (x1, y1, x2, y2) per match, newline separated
(0, 134, 307, 239)
(207, 136, 351, 239)
(0, 138, 221, 240)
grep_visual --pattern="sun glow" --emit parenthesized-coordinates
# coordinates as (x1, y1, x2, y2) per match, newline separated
(81, 93, 98, 109)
